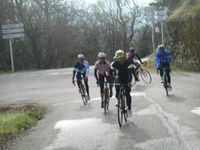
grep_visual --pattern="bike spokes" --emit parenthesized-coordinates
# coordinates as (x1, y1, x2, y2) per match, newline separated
(140, 69, 152, 84)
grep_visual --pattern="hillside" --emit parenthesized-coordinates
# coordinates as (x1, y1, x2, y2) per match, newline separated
(166, 0, 200, 71)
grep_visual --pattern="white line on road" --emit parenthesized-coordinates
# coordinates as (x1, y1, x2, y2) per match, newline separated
(43, 118, 119, 150)
(49, 72, 60, 75)
(52, 92, 146, 106)
(191, 107, 200, 116)
(48, 72, 72, 76)
(142, 95, 199, 150)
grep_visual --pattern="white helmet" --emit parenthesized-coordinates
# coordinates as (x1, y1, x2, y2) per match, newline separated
(77, 54, 85, 59)
(98, 52, 106, 58)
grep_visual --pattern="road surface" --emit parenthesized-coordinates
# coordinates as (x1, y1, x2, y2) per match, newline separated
(0, 68, 200, 150)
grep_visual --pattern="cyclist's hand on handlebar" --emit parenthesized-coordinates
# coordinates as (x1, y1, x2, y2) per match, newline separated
(83, 76, 88, 81)
(157, 68, 159, 74)
(128, 82, 132, 87)
(96, 80, 100, 86)
(72, 80, 75, 86)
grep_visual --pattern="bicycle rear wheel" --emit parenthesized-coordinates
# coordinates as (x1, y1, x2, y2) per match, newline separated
(164, 75, 169, 96)
(104, 88, 109, 114)
(122, 95, 127, 122)
(140, 69, 152, 84)
(117, 98, 123, 127)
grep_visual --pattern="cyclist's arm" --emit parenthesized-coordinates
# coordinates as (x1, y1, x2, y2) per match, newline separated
(127, 64, 134, 82)
(136, 54, 143, 64)
(94, 68, 98, 80)
(110, 62, 118, 81)
(166, 52, 172, 64)
(72, 67, 77, 81)
(84, 61, 90, 76)
(155, 53, 160, 68)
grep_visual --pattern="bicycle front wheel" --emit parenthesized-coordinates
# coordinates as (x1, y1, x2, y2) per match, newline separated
(117, 98, 123, 127)
(80, 85, 87, 105)
(104, 88, 109, 114)
(140, 69, 152, 84)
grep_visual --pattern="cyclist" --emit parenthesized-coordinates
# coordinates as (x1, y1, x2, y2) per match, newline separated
(111, 50, 134, 117)
(94, 52, 113, 108)
(72, 54, 90, 99)
(155, 45, 172, 88)
(127, 47, 143, 82)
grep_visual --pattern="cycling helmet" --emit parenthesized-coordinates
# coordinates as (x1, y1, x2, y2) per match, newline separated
(157, 45, 165, 53)
(115, 50, 125, 60)
(98, 52, 106, 58)
(77, 54, 85, 59)
(129, 47, 135, 52)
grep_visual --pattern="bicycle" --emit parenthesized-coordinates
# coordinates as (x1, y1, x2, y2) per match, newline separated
(102, 79, 110, 114)
(162, 67, 171, 96)
(76, 78, 88, 105)
(115, 83, 128, 127)
(97, 77, 111, 114)
(133, 65, 152, 84)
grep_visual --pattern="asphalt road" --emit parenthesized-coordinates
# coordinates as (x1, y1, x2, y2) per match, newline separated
(0, 67, 200, 150)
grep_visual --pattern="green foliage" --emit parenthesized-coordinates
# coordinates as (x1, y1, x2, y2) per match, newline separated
(168, 0, 200, 21)
(0, 104, 45, 146)
(145, 54, 156, 71)
(0, 0, 141, 71)
(166, 0, 200, 72)
(132, 25, 153, 57)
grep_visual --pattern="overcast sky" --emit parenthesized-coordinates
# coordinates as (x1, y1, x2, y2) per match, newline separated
(84, 0, 153, 6)
(135, 0, 153, 6)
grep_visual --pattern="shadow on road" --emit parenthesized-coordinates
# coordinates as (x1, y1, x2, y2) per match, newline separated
(75, 103, 94, 112)
(117, 121, 150, 145)
(132, 84, 150, 92)
(167, 95, 186, 103)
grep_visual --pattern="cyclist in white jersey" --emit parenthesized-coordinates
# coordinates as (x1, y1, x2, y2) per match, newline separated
(94, 52, 113, 108)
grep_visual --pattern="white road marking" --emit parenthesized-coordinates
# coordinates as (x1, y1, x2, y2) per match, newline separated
(52, 92, 146, 106)
(43, 118, 119, 150)
(62, 72, 72, 75)
(142, 95, 200, 150)
(191, 107, 200, 116)
(49, 72, 60, 75)
(48, 72, 72, 76)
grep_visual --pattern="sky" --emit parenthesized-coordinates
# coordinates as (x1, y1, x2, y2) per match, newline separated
(135, 0, 153, 6)
(85, 0, 153, 6)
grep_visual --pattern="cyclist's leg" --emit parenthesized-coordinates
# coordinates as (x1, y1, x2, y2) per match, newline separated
(160, 67, 164, 82)
(83, 73, 89, 97)
(109, 84, 113, 97)
(125, 85, 132, 110)
(115, 85, 120, 99)
(76, 72, 82, 89)
(99, 75, 104, 107)
(106, 75, 113, 97)
(125, 85, 132, 117)
(132, 67, 137, 81)
(167, 67, 171, 85)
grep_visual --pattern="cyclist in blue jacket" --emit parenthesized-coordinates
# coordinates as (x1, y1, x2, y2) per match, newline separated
(155, 45, 172, 88)
(72, 54, 90, 99)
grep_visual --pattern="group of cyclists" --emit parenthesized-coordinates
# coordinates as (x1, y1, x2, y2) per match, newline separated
(72, 44, 172, 118)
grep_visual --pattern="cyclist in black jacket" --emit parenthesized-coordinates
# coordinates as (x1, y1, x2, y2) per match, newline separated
(127, 47, 143, 82)
(111, 50, 134, 117)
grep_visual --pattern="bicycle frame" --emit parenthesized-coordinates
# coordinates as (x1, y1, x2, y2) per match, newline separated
(76, 78, 88, 105)
(115, 83, 128, 127)
(99, 77, 110, 114)
(133, 65, 152, 84)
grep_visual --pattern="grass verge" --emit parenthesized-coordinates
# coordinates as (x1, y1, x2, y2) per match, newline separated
(0, 104, 45, 148)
